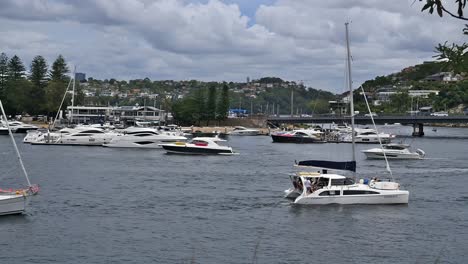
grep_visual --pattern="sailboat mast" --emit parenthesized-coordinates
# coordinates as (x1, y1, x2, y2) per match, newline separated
(0, 100, 32, 187)
(70, 66, 76, 124)
(345, 22, 356, 162)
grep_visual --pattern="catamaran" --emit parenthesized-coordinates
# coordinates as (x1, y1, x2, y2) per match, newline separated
(284, 23, 408, 205)
(0, 100, 39, 215)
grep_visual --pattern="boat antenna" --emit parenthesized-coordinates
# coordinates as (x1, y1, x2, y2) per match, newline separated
(52, 77, 73, 129)
(345, 22, 356, 164)
(359, 85, 394, 179)
(0, 100, 32, 187)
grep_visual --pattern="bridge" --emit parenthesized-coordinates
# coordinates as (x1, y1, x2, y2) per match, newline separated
(266, 115, 468, 136)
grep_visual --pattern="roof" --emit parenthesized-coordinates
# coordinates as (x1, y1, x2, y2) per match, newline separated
(296, 172, 346, 179)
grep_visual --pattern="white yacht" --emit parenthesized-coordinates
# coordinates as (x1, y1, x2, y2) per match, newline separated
(284, 23, 408, 205)
(341, 128, 395, 144)
(284, 169, 408, 205)
(103, 127, 187, 148)
(1, 120, 38, 133)
(31, 127, 115, 146)
(159, 137, 235, 155)
(362, 143, 425, 160)
(271, 129, 325, 143)
(229, 126, 260, 136)
(24, 127, 76, 144)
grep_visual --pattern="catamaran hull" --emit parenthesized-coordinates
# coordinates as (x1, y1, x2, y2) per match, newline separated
(293, 192, 409, 205)
(271, 135, 325, 143)
(162, 145, 233, 155)
(0, 195, 26, 215)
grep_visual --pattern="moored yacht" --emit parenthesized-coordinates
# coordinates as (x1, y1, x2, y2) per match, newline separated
(229, 126, 260, 136)
(362, 143, 425, 160)
(103, 127, 187, 148)
(341, 128, 395, 144)
(1, 120, 38, 133)
(31, 127, 115, 146)
(159, 137, 235, 155)
(271, 129, 325, 143)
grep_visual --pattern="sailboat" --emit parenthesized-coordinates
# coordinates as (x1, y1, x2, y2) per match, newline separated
(284, 23, 408, 205)
(0, 100, 39, 215)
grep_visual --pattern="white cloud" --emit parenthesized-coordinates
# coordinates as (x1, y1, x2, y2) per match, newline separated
(0, 0, 465, 92)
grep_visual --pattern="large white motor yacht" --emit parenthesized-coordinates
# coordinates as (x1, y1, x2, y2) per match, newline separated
(1, 121, 38, 133)
(284, 168, 408, 205)
(362, 143, 425, 160)
(271, 129, 325, 143)
(30, 127, 115, 146)
(229, 126, 260, 136)
(103, 127, 187, 148)
(159, 137, 235, 155)
(341, 128, 395, 144)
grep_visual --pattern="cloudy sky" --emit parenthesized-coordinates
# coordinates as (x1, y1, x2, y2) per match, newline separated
(0, 0, 466, 92)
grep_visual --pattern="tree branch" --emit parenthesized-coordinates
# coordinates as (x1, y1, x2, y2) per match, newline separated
(441, 5, 468, 20)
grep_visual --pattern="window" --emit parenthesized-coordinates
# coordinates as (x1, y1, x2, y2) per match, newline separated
(319, 190, 340, 196)
(343, 190, 379, 195)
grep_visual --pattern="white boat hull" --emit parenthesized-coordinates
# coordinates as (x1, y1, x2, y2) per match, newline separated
(362, 149, 423, 160)
(230, 131, 259, 136)
(0, 194, 26, 215)
(294, 191, 409, 205)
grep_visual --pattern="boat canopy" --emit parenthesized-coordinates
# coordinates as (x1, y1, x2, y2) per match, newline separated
(295, 160, 356, 172)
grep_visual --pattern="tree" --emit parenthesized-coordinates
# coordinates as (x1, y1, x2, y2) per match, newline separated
(46, 55, 69, 115)
(0, 53, 8, 99)
(29, 55, 48, 114)
(49, 54, 69, 81)
(217, 83, 230, 120)
(206, 84, 217, 124)
(434, 42, 468, 74)
(420, 0, 467, 20)
(4, 55, 27, 115)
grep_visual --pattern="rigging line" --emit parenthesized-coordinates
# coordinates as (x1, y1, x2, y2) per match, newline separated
(359, 85, 394, 180)
(0, 100, 32, 187)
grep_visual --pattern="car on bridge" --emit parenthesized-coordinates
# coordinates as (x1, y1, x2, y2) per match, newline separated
(431, 112, 448, 117)
(364, 113, 378, 117)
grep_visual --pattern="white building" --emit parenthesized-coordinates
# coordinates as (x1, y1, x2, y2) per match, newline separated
(67, 105, 166, 124)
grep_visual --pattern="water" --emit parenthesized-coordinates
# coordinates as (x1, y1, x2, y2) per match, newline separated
(0, 127, 467, 263)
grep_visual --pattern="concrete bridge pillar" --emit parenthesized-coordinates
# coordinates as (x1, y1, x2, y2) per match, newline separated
(412, 123, 424, 137)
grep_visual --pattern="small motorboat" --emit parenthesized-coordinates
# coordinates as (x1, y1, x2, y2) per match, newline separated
(362, 143, 425, 160)
(159, 137, 235, 155)
(229, 126, 260, 136)
(1, 120, 38, 133)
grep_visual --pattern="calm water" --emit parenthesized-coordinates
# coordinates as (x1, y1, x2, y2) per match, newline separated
(1, 125, 468, 263)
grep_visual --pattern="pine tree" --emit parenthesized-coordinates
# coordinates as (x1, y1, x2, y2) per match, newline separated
(0, 53, 8, 100)
(46, 55, 69, 115)
(206, 84, 217, 125)
(5, 55, 27, 115)
(49, 54, 69, 81)
(29, 55, 48, 114)
(217, 82, 230, 120)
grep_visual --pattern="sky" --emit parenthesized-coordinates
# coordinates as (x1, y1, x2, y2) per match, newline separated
(0, 0, 466, 93)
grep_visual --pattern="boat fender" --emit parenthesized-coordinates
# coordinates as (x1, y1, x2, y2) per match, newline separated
(369, 180, 375, 188)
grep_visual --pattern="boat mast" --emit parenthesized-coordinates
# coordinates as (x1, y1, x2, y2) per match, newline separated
(345, 22, 356, 162)
(70, 66, 76, 124)
(0, 100, 32, 187)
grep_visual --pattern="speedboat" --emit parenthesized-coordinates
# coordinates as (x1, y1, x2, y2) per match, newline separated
(229, 126, 260, 136)
(341, 128, 395, 144)
(1, 121, 38, 133)
(271, 129, 325, 143)
(103, 127, 187, 148)
(24, 127, 77, 144)
(284, 167, 409, 205)
(362, 143, 425, 160)
(159, 137, 235, 155)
